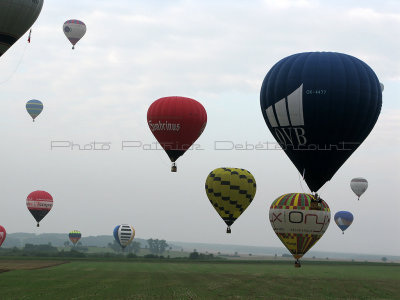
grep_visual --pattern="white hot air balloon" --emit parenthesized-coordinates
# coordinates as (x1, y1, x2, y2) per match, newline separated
(0, 0, 44, 57)
(63, 19, 86, 49)
(113, 224, 135, 249)
(350, 178, 368, 200)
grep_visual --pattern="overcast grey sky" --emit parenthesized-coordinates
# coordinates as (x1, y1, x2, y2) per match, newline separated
(0, 0, 399, 256)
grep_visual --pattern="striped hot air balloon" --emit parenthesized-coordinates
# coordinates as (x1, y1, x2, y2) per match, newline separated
(113, 224, 135, 249)
(63, 19, 86, 49)
(26, 190, 53, 227)
(69, 230, 82, 245)
(26, 99, 43, 122)
(0, 225, 6, 247)
(269, 193, 331, 267)
(205, 168, 257, 233)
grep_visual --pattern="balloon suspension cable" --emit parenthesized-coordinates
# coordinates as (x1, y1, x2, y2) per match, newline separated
(171, 162, 177, 172)
(226, 226, 231, 234)
(0, 41, 28, 85)
(298, 170, 305, 193)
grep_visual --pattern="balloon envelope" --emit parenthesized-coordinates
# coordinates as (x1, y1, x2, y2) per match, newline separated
(69, 230, 82, 245)
(26, 99, 43, 121)
(260, 52, 382, 192)
(334, 211, 354, 233)
(205, 167, 256, 233)
(269, 193, 330, 262)
(113, 224, 135, 249)
(26, 190, 53, 227)
(63, 19, 86, 49)
(0, 0, 43, 57)
(147, 96, 207, 170)
(350, 178, 368, 199)
(0, 225, 6, 247)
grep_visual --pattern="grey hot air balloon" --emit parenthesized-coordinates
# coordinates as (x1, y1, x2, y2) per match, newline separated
(0, 0, 44, 57)
(350, 177, 368, 200)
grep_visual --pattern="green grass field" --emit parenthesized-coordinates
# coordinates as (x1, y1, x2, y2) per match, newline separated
(0, 259, 398, 299)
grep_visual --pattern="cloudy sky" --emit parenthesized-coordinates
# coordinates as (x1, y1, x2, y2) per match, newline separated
(0, 0, 399, 256)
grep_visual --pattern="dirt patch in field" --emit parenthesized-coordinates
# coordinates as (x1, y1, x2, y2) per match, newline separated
(0, 260, 69, 272)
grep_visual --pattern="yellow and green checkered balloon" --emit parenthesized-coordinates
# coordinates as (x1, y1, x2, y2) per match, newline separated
(205, 167, 256, 233)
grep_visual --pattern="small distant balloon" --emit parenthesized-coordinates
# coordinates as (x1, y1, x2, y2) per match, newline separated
(113, 224, 135, 249)
(26, 99, 43, 122)
(0, 225, 6, 247)
(334, 211, 354, 234)
(69, 230, 82, 246)
(63, 19, 86, 49)
(350, 178, 368, 200)
(26, 190, 53, 227)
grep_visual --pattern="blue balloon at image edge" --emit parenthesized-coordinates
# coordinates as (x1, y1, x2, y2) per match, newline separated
(260, 52, 382, 192)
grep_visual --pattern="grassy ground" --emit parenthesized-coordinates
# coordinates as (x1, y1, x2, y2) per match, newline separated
(0, 259, 398, 299)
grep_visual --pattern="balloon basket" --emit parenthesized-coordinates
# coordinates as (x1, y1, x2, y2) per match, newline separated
(294, 260, 301, 268)
(37, 223, 39, 227)
(226, 227, 231, 234)
(171, 163, 177, 172)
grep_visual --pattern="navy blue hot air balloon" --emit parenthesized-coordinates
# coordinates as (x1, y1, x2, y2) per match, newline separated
(26, 99, 43, 122)
(260, 52, 382, 192)
(334, 211, 354, 234)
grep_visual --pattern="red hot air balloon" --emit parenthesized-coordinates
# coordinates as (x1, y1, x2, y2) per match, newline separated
(147, 96, 207, 172)
(26, 191, 53, 227)
(0, 225, 6, 247)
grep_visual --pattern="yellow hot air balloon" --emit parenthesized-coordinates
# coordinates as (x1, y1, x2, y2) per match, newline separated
(205, 167, 256, 233)
(269, 193, 331, 267)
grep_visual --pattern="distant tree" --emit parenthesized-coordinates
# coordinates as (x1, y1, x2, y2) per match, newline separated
(126, 241, 141, 254)
(326, 257, 329, 260)
(77, 241, 82, 247)
(312, 256, 316, 260)
(147, 239, 168, 255)
(249, 253, 252, 256)
(274, 254, 277, 259)
(189, 251, 214, 260)
(234, 251, 238, 256)
(108, 241, 122, 252)
(217, 251, 221, 255)
(64, 241, 70, 247)
(381, 257, 387, 262)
